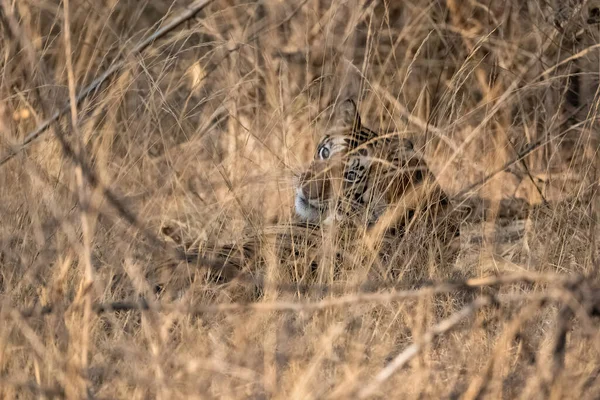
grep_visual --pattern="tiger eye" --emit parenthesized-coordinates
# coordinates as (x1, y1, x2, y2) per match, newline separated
(319, 146, 330, 160)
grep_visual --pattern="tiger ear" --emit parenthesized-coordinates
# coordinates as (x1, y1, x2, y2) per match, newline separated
(338, 58, 363, 102)
(332, 59, 363, 132)
(333, 98, 361, 131)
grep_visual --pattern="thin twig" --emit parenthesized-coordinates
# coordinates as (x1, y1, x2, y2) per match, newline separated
(63, 0, 94, 390)
(455, 120, 587, 199)
(372, 81, 459, 152)
(358, 296, 492, 398)
(0, 0, 216, 166)
(461, 298, 547, 400)
(435, 27, 560, 186)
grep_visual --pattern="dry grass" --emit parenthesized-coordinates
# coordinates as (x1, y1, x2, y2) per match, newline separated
(0, 0, 599, 398)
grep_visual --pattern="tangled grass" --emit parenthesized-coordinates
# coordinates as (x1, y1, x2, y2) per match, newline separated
(0, 0, 599, 398)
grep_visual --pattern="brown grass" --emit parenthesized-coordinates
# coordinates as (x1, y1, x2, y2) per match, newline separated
(0, 0, 599, 398)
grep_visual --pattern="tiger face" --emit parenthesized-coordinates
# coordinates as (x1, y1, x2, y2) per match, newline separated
(294, 99, 445, 228)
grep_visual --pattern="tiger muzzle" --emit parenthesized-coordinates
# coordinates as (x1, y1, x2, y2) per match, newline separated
(301, 163, 332, 201)
(295, 161, 343, 222)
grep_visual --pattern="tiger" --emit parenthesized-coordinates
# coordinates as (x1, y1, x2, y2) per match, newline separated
(156, 97, 461, 294)
(294, 98, 451, 233)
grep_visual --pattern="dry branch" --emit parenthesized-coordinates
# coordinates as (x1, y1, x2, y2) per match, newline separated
(14, 272, 595, 319)
(0, 0, 216, 166)
(358, 296, 492, 398)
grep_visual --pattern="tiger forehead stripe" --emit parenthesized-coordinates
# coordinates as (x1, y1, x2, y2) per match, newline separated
(347, 128, 376, 146)
(345, 138, 360, 149)
(344, 129, 376, 149)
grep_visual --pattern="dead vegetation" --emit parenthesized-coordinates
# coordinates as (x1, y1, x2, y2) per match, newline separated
(0, 0, 599, 398)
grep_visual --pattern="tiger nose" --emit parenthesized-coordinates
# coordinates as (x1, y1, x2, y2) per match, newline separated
(300, 163, 330, 201)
